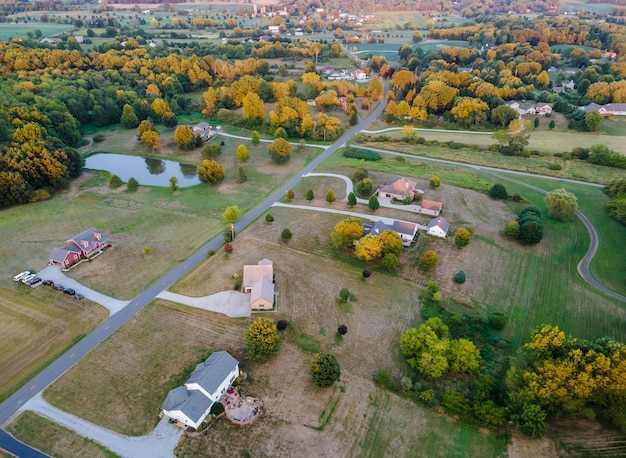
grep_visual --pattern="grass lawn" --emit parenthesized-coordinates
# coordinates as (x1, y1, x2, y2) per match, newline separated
(0, 285, 107, 402)
(44, 300, 248, 436)
(6, 411, 120, 458)
(357, 140, 625, 184)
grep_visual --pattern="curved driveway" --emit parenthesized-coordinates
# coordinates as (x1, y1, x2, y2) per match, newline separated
(0, 94, 388, 455)
(350, 144, 624, 303)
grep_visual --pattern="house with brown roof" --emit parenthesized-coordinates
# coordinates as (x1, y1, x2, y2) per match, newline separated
(419, 199, 443, 217)
(242, 259, 275, 310)
(49, 228, 109, 267)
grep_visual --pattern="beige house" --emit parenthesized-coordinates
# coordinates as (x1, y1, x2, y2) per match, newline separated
(242, 259, 275, 310)
(527, 102, 552, 116)
(419, 199, 443, 217)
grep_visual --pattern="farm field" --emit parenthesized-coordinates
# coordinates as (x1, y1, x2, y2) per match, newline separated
(6, 411, 119, 458)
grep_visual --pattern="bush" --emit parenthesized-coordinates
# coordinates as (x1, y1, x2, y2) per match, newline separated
(207, 249, 216, 257)
(374, 370, 393, 388)
(356, 178, 373, 197)
(339, 287, 356, 303)
(285, 189, 295, 200)
(382, 252, 399, 271)
(276, 319, 288, 331)
(311, 353, 341, 388)
(280, 228, 292, 241)
(548, 163, 562, 171)
(362, 269, 371, 278)
(29, 189, 50, 202)
(127, 177, 139, 192)
(489, 184, 507, 199)
(429, 176, 440, 188)
(351, 167, 369, 182)
(93, 132, 105, 143)
(368, 195, 379, 210)
(109, 174, 123, 188)
(453, 270, 466, 283)
(342, 148, 382, 161)
(265, 213, 274, 223)
(488, 313, 507, 330)
(420, 250, 439, 269)
(326, 189, 336, 203)
(306, 189, 314, 201)
(224, 243, 233, 254)
(337, 325, 348, 335)
(347, 192, 357, 206)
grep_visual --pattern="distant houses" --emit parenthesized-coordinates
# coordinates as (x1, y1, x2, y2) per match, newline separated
(49, 228, 109, 268)
(581, 102, 626, 117)
(526, 102, 552, 116)
(161, 351, 239, 429)
(378, 177, 423, 201)
(193, 122, 220, 141)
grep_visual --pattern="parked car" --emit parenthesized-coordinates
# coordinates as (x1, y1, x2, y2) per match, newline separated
(42, 280, 54, 286)
(21, 274, 36, 284)
(64, 288, 76, 296)
(13, 271, 31, 282)
(53, 284, 64, 291)
(74, 293, 84, 300)
(28, 277, 42, 286)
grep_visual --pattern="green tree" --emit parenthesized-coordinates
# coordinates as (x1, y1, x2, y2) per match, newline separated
(251, 130, 261, 145)
(244, 317, 282, 360)
(169, 176, 178, 192)
(448, 338, 480, 373)
(544, 188, 578, 221)
(453, 270, 466, 283)
(420, 250, 439, 269)
(236, 144, 249, 161)
(368, 195, 379, 210)
(281, 228, 292, 241)
(311, 353, 341, 388)
(326, 189, 336, 203)
(162, 111, 178, 128)
(533, 117, 540, 128)
(127, 177, 138, 192)
(202, 143, 222, 159)
(347, 191, 357, 206)
(382, 252, 399, 271)
(265, 213, 274, 223)
(223, 205, 241, 223)
(585, 110, 602, 131)
(198, 159, 225, 184)
(511, 404, 548, 439)
(120, 104, 139, 128)
(489, 183, 507, 199)
(109, 174, 122, 188)
(429, 176, 440, 188)
(519, 220, 543, 244)
(356, 178, 373, 197)
(236, 166, 247, 184)
(174, 125, 195, 149)
(549, 120, 556, 130)
(455, 228, 471, 248)
(306, 189, 314, 201)
(269, 138, 292, 163)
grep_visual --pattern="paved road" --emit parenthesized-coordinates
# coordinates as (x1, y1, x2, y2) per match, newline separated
(0, 94, 387, 456)
(361, 126, 495, 135)
(351, 145, 624, 303)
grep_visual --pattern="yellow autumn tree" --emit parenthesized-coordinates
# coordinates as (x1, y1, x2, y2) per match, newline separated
(355, 234, 385, 261)
(331, 217, 363, 248)
(174, 125, 195, 149)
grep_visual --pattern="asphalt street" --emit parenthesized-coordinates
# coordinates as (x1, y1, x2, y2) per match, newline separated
(0, 94, 387, 456)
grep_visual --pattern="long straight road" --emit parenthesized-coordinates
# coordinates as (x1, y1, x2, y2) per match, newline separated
(0, 95, 387, 456)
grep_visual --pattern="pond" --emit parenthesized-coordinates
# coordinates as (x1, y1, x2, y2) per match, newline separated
(84, 153, 200, 187)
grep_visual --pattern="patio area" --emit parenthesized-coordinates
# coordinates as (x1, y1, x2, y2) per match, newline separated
(222, 387, 261, 425)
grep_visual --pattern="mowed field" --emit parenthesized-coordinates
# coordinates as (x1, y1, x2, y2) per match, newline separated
(0, 133, 322, 401)
(0, 23, 73, 40)
(27, 168, 625, 456)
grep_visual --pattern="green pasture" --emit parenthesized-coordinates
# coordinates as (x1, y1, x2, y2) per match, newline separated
(360, 390, 508, 457)
(0, 23, 73, 40)
(561, 0, 616, 13)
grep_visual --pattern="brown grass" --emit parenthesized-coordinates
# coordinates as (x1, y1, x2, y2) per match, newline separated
(0, 287, 107, 401)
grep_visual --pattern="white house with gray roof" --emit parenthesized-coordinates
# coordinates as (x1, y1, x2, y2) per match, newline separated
(162, 351, 239, 429)
(427, 217, 450, 238)
(362, 220, 419, 246)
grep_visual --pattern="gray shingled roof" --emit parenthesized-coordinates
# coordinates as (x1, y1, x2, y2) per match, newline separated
(186, 351, 238, 396)
(177, 390, 214, 424)
(67, 228, 106, 251)
(49, 245, 82, 262)
(162, 386, 190, 411)
(427, 217, 450, 231)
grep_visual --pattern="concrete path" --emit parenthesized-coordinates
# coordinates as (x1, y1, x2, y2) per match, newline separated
(271, 202, 428, 231)
(219, 132, 328, 149)
(156, 290, 251, 318)
(22, 393, 182, 458)
(37, 265, 129, 315)
(361, 126, 495, 135)
(301, 172, 368, 204)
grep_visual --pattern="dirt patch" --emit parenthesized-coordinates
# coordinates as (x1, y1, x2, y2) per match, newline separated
(508, 430, 558, 458)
